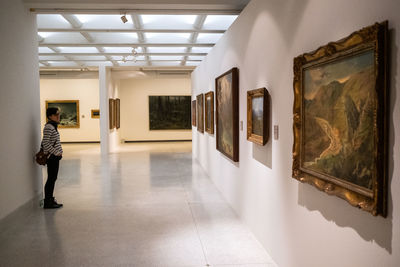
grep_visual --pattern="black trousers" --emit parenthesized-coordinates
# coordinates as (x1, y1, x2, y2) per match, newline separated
(45, 155, 61, 200)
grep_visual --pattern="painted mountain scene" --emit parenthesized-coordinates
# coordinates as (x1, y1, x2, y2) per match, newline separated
(302, 50, 376, 190)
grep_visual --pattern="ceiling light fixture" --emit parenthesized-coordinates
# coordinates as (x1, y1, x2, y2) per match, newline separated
(121, 13, 128, 23)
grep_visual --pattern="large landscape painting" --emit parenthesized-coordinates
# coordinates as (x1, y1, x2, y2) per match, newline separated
(302, 50, 375, 190)
(46, 100, 80, 128)
(292, 21, 388, 217)
(149, 96, 191, 130)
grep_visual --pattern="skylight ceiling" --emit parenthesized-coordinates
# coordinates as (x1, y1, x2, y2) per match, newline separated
(37, 13, 239, 69)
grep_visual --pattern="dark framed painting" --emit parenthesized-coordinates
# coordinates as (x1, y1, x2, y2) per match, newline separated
(205, 91, 214, 134)
(115, 98, 120, 129)
(247, 88, 269, 145)
(91, 109, 100, 118)
(215, 67, 239, 162)
(149, 96, 191, 130)
(196, 94, 204, 133)
(46, 100, 80, 128)
(292, 21, 388, 217)
(109, 98, 115, 129)
(192, 100, 196, 126)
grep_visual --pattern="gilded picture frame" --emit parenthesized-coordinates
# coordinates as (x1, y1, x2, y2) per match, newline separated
(196, 94, 204, 133)
(46, 100, 80, 128)
(91, 109, 100, 118)
(205, 91, 214, 134)
(215, 67, 239, 162)
(115, 98, 120, 129)
(247, 88, 270, 145)
(109, 98, 115, 129)
(292, 22, 388, 217)
(192, 100, 196, 126)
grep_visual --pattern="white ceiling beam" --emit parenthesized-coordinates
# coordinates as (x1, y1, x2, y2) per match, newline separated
(39, 59, 201, 62)
(61, 15, 120, 66)
(131, 14, 150, 66)
(40, 43, 214, 48)
(39, 61, 50, 66)
(61, 14, 82, 28)
(31, 9, 241, 15)
(182, 15, 207, 66)
(39, 53, 207, 56)
(38, 28, 225, 34)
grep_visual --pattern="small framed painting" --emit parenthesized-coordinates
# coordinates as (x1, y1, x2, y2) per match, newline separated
(109, 99, 115, 129)
(91, 109, 100, 118)
(196, 94, 204, 133)
(192, 100, 196, 126)
(115, 98, 120, 129)
(205, 91, 214, 134)
(247, 88, 269, 145)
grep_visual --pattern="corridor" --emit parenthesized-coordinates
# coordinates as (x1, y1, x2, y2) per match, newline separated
(0, 143, 274, 267)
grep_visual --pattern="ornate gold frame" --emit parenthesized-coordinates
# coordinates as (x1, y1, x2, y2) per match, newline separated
(115, 98, 120, 129)
(292, 22, 388, 217)
(247, 88, 269, 145)
(91, 109, 100, 118)
(45, 100, 80, 128)
(205, 91, 214, 134)
(109, 99, 115, 129)
(192, 100, 196, 126)
(197, 94, 204, 133)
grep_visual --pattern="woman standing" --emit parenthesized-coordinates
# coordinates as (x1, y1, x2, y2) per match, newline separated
(42, 107, 63, 209)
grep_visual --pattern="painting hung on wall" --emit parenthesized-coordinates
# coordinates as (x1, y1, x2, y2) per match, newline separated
(292, 22, 388, 216)
(115, 98, 120, 129)
(46, 100, 80, 128)
(109, 99, 115, 129)
(247, 88, 270, 145)
(91, 109, 100, 118)
(196, 94, 204, 133)
(149, 96, 191, 130)
(205, 91, 214, 134)
(215, 67, 239, 162)
(192, 100, 196, 126)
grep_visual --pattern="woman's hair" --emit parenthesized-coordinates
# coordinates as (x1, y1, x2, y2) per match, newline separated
(46, 107, 59, 119)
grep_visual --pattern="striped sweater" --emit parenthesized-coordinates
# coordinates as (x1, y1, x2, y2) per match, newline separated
(42, 123, 63, 156)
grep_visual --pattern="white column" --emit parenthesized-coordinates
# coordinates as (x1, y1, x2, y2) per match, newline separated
(99, 65, 109, 154)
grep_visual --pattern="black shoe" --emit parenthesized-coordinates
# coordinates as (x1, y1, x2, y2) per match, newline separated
(43, 197, 63, 209)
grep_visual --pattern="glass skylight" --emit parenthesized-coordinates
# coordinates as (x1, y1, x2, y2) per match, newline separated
(203, 15, 238, 30)
(147, 47, 187, 53)
(37, 12, 239, 68)
(145, 33, 191, 43)
(141, 15, 197, 29)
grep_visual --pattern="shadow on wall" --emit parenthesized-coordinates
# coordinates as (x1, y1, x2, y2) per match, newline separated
(252, 92, 272, 168)
(297, 27, 398, 254)
(31, 112, 42, 195)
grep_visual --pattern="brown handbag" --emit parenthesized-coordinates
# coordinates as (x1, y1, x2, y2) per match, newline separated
(35, 148, 48, 165)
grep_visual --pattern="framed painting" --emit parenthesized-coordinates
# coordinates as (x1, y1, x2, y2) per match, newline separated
(247, 88, 270, 145)
(91, 109, 100, 118)
(46, 100, 80, 128)
(215, 67, 239, 162)
(196, 94, 204, 133)
(205, 91, 214, 134)
(292, 22, 388, 216)
(149, 96, 191, 130)
(192, 100, 196, 126)
(115, 98, 120, 129)
(109, 98, 115, 129)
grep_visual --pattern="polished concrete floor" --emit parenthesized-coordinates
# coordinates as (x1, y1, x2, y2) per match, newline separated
(0, 143, 275, 267)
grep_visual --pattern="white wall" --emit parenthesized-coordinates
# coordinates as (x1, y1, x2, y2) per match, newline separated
(0, 0, 42, 220)
(119, 75, 192, 141)
(40, 79, 100, 142)
(192, 0, 400, 266)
